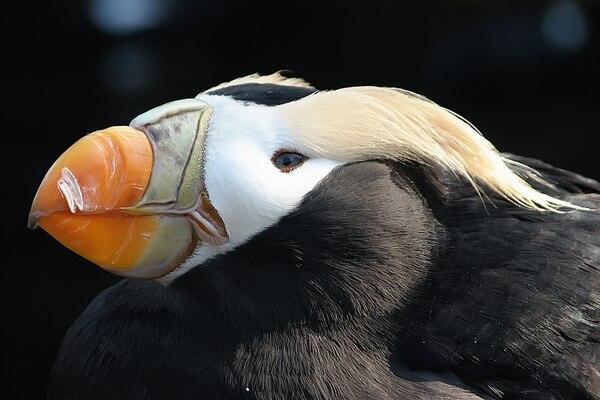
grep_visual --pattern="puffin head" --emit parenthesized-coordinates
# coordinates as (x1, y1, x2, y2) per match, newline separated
(28, 72, 576, 282)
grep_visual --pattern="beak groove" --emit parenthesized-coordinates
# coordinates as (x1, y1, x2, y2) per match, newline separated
(57, 167, 84, 214)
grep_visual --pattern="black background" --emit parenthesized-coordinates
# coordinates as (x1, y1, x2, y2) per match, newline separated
(2, 1, 598, 398)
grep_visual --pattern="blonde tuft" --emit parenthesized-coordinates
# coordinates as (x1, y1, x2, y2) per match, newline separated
(278, 86, 583, 212)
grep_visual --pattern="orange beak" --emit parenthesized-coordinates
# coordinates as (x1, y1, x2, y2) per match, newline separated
(28, 99, 228, 279)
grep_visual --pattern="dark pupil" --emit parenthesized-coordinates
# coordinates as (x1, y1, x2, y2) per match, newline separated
(276, 153, 303, 169)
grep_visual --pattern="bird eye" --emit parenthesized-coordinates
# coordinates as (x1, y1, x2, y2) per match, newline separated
(271, 150, 308, 173)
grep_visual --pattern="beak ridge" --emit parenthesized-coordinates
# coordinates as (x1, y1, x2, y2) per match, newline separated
(129, 98, 213, 213)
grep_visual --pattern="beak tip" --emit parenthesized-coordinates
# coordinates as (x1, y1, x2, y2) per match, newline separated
(27, 213, 39, 230)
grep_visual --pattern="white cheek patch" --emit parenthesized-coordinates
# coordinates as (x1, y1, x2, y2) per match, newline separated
(157, 94, 343, 284)
(206, 147, 342, 244)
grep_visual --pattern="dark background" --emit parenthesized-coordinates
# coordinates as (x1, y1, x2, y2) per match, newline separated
(2, 0, 598, 398)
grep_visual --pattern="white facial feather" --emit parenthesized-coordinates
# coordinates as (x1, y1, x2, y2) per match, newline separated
(159, 94, 343, 283)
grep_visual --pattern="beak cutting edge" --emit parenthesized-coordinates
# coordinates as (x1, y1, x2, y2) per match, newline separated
(29, 98, 228, 279)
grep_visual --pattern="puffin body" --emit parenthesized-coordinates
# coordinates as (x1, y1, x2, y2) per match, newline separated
(30, 74, 599, 399)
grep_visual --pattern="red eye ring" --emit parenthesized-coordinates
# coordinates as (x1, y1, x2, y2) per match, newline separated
(271, 150, 308, 173)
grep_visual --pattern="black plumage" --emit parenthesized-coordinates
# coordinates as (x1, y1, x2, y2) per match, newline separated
(48, 157, 599, 399)
(206, 82, 317, 106)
